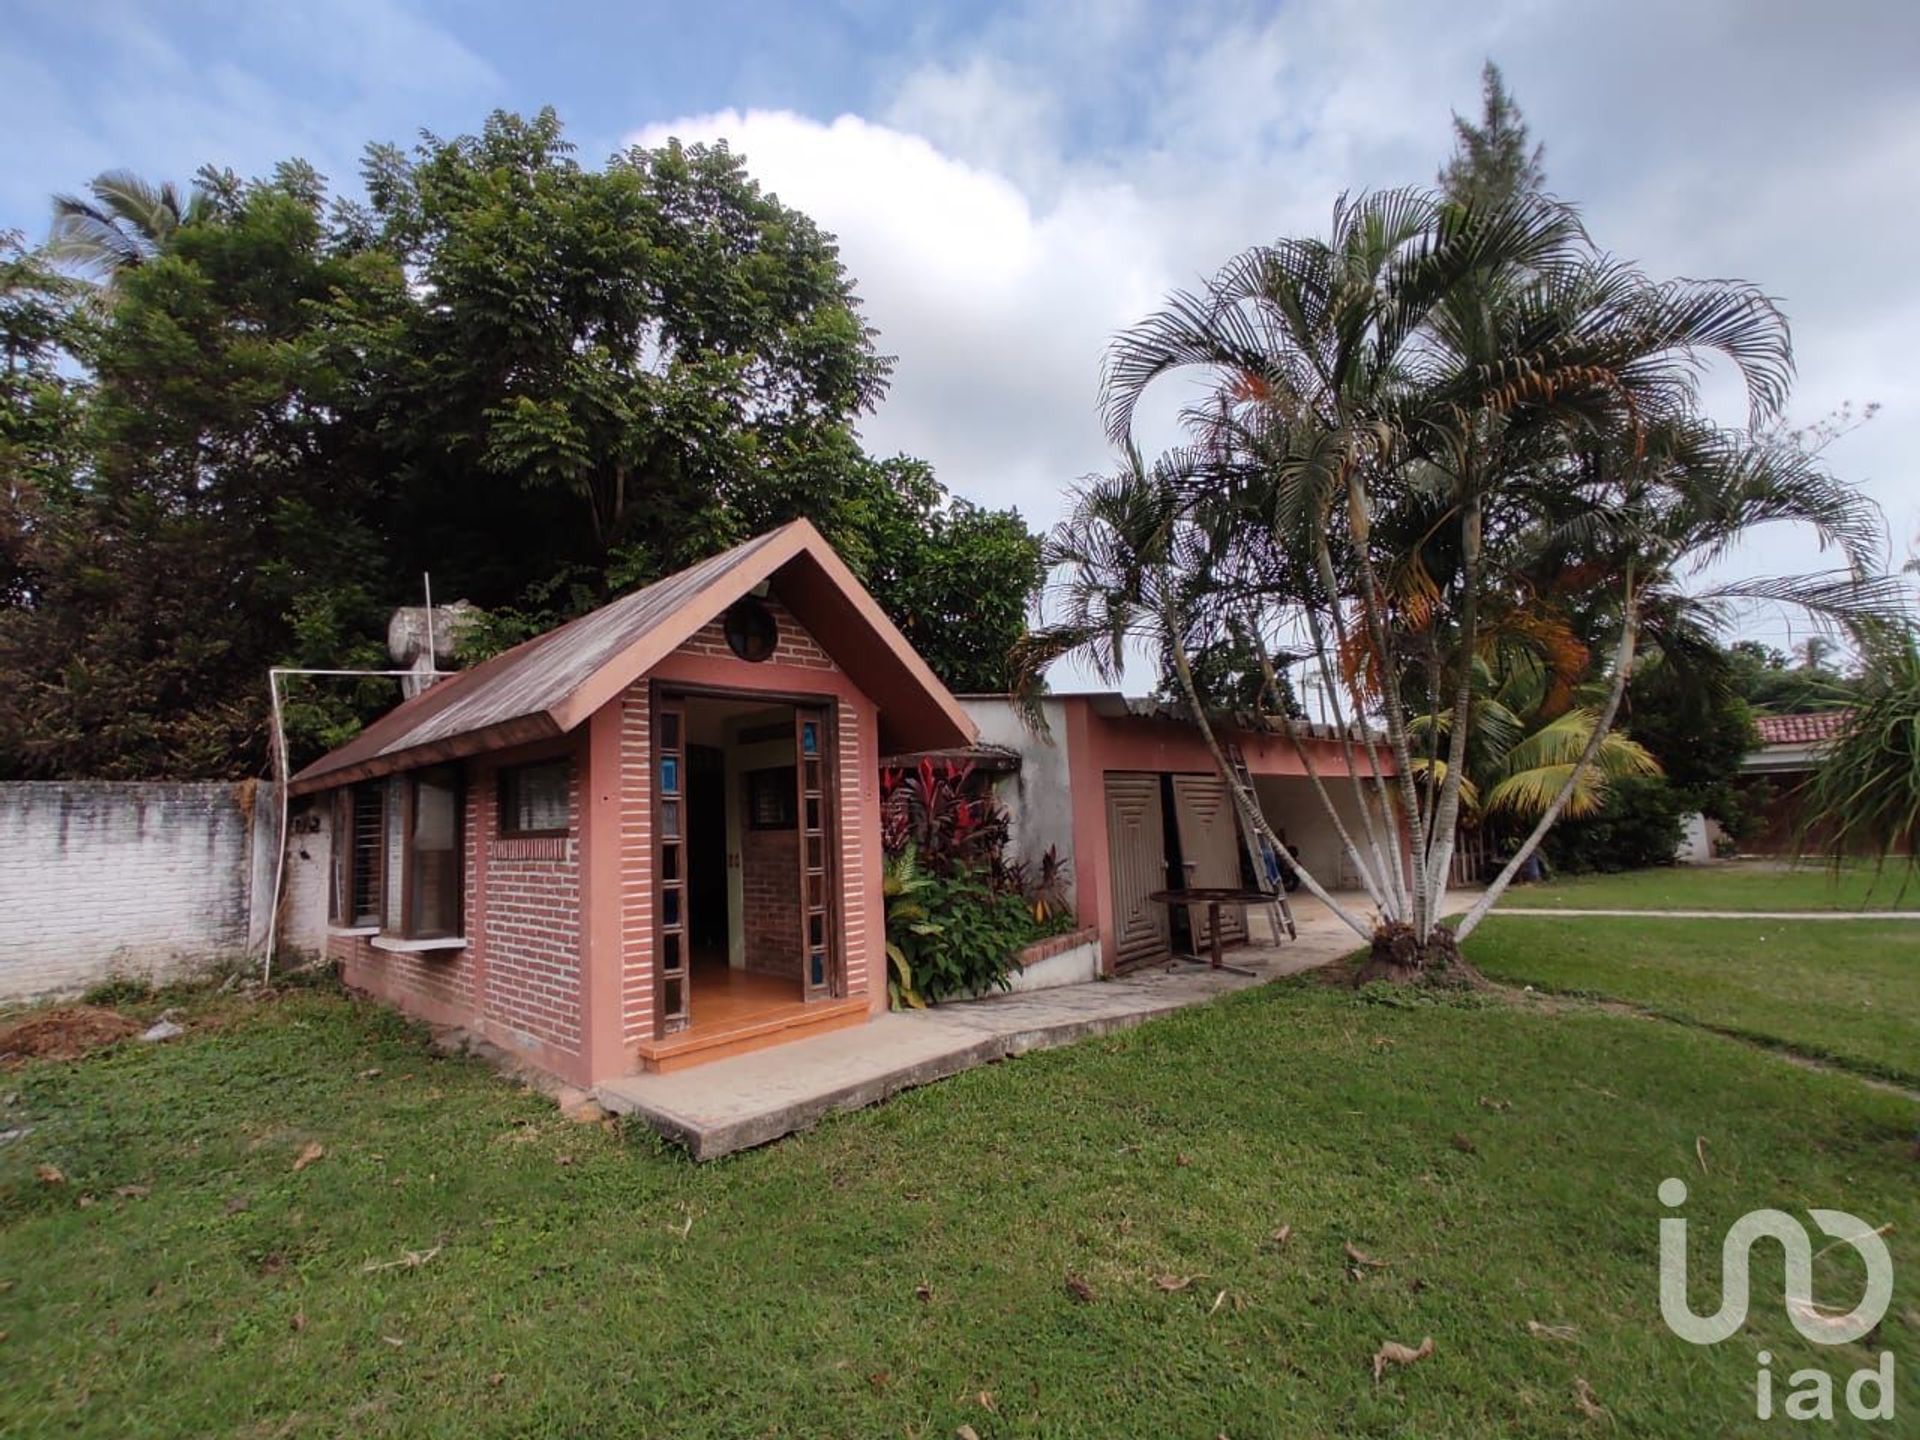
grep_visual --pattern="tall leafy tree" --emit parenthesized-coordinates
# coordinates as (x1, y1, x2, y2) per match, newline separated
(1, 170, 409, 778)
(3, 112, 1044, 778)
(359, 109, 893, 609)
(832, 457, 1042, 694)
(1439, 61, 1546, 206)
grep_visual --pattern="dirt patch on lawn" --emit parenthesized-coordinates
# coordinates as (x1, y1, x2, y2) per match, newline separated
(0, 1006, 143, 1064)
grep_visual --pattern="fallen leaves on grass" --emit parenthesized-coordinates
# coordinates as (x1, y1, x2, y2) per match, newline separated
(1343, 1242, 1390, 1270)
(224, 1195, 251, 1215)
(291, 1142, 325, 1172)
(113, 1184, 150, 1200)
(1695, 1136, 1710, 1176)
(1064, 1274, 1095, 1304)
(1449, 1133, 1478, 1155)
(33, 1163, 64, 1185)
(361, 1245, 442, 1274)
(1269, 1224, 1293, 1247)
(1572, 1376, 1607, 1420)
(1153, 1274, 1199, 1292)
(955, 1426, 980, 1440)
(1477, 1095, 1512, 1112)
(1526, 1320, 1579, 1341)
(1371, 1335, 1434, 1382)
(913, 1282, 934, 1304)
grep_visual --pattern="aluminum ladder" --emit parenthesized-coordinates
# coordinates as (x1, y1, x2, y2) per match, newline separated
(1224, 742, 1297, 941)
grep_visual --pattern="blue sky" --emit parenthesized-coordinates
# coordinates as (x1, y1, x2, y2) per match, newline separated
(9, 1, 1917, 687)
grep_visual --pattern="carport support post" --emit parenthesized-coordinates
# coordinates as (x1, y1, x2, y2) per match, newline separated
(581, 704, 627, 1084)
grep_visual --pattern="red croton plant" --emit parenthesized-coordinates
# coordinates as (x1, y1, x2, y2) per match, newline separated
(879, 758, 1010, 873)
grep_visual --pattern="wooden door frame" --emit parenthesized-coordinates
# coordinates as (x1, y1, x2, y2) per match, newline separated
(649, 680, 847, 1037)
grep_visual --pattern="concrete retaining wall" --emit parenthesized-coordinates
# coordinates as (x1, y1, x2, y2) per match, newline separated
(0, 781, 316, 1004)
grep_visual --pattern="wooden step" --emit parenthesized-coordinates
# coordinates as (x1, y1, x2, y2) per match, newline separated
(634, 997, 869, 1073)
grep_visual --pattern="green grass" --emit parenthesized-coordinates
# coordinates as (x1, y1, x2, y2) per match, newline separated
(1497, 860, 1920, 912)
(2, 976, 1915, 1438)
(1466, 915, 1920, 1087)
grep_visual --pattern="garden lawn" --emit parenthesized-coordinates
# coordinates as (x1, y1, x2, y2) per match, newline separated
(2, 977, 1915, 1439)
(1466, 914, 1920, 1086)
(1496, 860, 1920, 912)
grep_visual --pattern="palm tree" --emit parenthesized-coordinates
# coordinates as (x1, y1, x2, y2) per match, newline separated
(48, 170, 208, 282)
(1030, 189, 1895, 973)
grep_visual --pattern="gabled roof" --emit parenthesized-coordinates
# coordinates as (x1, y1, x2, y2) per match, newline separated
(290, 520, 976, 794)
(1754, 710, 1852, 746)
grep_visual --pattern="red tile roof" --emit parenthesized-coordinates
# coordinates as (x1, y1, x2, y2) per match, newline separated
(1754, 711, 1852, 746)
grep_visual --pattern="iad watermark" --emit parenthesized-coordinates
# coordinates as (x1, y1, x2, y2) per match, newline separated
(1658, 1177, 1896, 1421)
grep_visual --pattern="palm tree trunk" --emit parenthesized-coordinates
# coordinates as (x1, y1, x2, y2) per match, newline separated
(1247, 624, 1391, 913)
(1455, 576, 1641, 940)
(1311, 526, 1409, 917)
(1422, 491, 1482, 925)
(1346, 472, 1432, 932)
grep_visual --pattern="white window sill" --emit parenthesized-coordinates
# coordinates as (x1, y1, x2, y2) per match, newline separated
(370, 935, 469, 954)
(328, 925, 380, 938)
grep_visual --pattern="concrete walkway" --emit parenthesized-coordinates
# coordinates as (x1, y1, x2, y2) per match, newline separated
(1489, 908, 1920, 920)
(597, 894, 1368, 1159)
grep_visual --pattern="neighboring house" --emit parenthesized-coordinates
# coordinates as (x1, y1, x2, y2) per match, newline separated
(1736, 710, 1852, 852)
(960, 694, 1398, 974)
(290, 520, 973, 1086)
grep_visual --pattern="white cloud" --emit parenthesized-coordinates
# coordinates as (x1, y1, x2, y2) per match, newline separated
(635, 0, 1920, 684)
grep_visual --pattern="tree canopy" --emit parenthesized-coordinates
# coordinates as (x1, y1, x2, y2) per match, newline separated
(0, 111, 1042, 780)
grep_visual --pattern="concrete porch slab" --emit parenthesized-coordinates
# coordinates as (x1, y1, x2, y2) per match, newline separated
(596, 893, 1369, 1159)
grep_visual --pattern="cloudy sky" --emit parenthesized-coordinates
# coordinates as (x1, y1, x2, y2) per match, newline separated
(8, 0, 1915, 688)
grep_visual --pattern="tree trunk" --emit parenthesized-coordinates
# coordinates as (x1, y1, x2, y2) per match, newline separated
(1165, 610, 1374, 941)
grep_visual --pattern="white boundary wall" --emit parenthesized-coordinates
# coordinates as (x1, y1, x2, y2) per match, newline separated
(0, 781, 323, 1004)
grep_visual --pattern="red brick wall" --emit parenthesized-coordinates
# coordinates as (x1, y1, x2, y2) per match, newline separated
(741, 826, 801, 978)
(673, 595, 836, 671)
(330, 756, 585, 1075)
(476, 758, 582, 1056)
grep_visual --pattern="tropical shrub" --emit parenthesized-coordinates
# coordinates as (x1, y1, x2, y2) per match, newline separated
(1542, 774, 1687, 874)
(879, 761, 1073, 1006)
(885, 860, 1067, 1006)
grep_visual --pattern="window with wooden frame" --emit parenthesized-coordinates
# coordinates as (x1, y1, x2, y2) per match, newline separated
(329, 781, 385, 928)
(401, 766, 463, 940)
(498, 758, 569, 838)
(746, 765, 797, 830)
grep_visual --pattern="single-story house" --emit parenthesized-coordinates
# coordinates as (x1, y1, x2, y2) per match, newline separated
(960, 694, 1399, 974)
(290, 519, 974, 1085)
(291, 520, 1400, 1088)
(1736, 710, 1851, 852)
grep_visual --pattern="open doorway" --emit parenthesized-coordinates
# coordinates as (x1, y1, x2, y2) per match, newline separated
(671, 693, 825, 1036)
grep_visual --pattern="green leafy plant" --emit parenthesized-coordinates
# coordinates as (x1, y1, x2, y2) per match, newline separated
(882, 850, 942, 1010)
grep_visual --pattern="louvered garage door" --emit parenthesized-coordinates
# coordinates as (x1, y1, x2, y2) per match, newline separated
(1171, 773, 1249, 949)
(1104, 772, 1171, 967)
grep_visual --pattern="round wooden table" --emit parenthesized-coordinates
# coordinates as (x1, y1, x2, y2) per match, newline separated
(1147, 886, 1275, 977)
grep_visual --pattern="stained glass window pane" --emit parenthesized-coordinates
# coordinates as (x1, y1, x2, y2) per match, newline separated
(661, 800, 680, 839)
(659, 756, 679, 794)
(660, 714, 680, 749)
(801, 721, 818, 756)
(809, 951, 825, 987)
